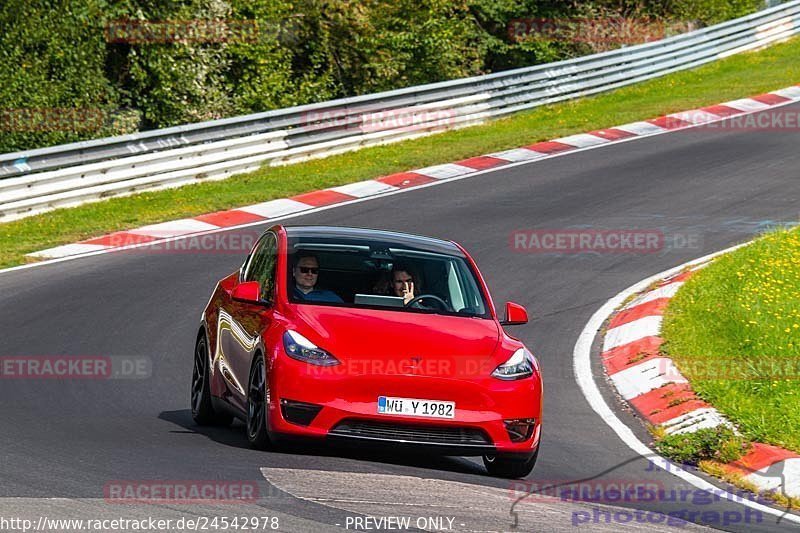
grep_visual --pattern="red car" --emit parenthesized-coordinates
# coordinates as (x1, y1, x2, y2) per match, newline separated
(192, 225, 542, 478)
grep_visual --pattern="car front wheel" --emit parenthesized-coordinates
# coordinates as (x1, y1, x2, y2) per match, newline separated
(246, 353, 271, 449)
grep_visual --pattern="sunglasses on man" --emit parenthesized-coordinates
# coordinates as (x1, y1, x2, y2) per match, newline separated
(298, 267, 319, 274)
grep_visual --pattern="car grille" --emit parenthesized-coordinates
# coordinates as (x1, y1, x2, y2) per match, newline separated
(330, 419, 491, 446)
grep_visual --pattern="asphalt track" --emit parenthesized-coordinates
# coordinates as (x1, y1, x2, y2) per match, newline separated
(1, 102, 800, 532)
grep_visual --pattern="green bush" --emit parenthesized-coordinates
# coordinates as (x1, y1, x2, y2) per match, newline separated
(671, 0, 764, 25)
(655, 427, 750, 465)
(0, 0, 120, 153)
(106, 0, 237, 129)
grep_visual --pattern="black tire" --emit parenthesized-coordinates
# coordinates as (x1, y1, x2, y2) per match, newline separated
(191, 334, 233, 426)
(246, 353, 271, 450)
(483, 447, 539, 479)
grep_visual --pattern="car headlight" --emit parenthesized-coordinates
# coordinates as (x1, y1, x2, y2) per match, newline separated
(492, 348, 534, 380)
(283, 331, 340, 366)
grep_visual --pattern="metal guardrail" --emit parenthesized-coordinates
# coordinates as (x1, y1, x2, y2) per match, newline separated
(1, 2, 798, 221)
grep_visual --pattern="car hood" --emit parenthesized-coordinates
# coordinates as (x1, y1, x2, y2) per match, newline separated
(289, 305, 501, 376)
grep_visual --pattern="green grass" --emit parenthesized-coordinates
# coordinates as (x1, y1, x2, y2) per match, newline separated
(2, 37, 800, 268)
(661, 227, 800, 453)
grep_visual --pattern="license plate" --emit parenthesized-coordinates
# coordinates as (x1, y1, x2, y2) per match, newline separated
(377, 396, 455, 419)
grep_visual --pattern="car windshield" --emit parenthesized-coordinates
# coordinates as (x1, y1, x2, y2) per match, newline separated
(285, 235, 490, 318)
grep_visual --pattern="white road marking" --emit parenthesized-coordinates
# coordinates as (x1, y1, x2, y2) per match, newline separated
(239, 198, 311, 218)
(609, 358, 688, 400)
(603, 316, 663, 351)
(772, 87, 800, 100)
(488, 148, 546, 162)
(555, 133, 609, 148)
(623, 282, 683, 309)
(721, 99, 771, 112)
(660, 407, 730, 435)
(331, 180, 399, 198)
(27, 243, 109, 259)
(128, 218, 219, 237)
(668, 110, 721, 125)
(614, 122, 666, 135)
(412, 163, 476, 180)
(745, 458, 800, 499)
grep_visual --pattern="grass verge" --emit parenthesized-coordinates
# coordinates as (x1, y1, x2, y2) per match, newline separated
(625, 227, 800, 510)
(654, 426, 749, 465)
(661, 227, 800, 453)
(2, 37, 800, 268)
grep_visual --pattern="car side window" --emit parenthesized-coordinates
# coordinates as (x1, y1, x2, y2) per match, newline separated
(243, 232, 278, 302)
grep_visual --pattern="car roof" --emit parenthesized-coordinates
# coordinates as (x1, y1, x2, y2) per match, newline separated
(283, 226, 465, 257)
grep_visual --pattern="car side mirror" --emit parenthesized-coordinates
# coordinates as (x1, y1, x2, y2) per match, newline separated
(500, 301, 528, 326)
(232, 281, 262, 304)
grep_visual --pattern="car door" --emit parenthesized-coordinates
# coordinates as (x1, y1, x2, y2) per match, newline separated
(218, 231, 278, 412)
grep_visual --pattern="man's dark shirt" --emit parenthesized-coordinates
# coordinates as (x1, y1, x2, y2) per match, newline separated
(292, 285, 343, 303)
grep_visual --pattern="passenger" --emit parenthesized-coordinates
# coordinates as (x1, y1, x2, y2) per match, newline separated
(373, 262, 418, 305)
(292, 252, 343, 303)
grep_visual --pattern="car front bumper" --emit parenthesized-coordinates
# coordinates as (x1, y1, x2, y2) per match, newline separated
(267, 355, 542, 456)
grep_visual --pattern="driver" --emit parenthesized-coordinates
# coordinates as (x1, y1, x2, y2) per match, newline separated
(390, 263, 417, 305)
(376, 263, 446, 310)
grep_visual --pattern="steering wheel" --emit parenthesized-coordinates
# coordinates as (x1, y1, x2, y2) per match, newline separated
(405, 294, 452, 312)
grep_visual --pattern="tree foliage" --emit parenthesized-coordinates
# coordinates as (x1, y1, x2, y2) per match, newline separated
(0, 0, 765, 153)
(0, 0, 121, 151)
